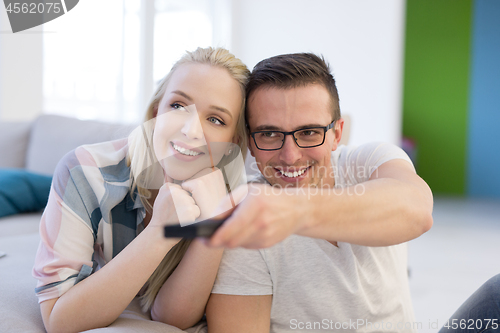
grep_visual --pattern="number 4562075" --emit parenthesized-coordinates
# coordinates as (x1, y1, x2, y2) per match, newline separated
(443, 319, 498, 330)
(6, 2, 62, 14)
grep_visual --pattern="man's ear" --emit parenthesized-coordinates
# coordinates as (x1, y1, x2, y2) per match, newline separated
(248, 134, 255, 157)
(331, 118, 345, 151)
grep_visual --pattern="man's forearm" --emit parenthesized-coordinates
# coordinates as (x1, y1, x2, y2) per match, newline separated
(209, 160, 433, 249)
(297, 177, 433, 246)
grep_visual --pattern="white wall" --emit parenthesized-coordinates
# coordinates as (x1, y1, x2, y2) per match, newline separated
(0, 0, 406, 141)
(230, 0, 406, 146)
(0, 7, 43, 121)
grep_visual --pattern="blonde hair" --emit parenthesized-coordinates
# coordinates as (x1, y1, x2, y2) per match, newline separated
(127, 47, 250, 312)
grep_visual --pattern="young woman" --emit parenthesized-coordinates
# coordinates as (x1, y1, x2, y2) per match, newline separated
(33, 47, 250, 333)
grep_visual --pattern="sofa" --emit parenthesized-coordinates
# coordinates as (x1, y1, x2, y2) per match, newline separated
(0, 114, 210, 333)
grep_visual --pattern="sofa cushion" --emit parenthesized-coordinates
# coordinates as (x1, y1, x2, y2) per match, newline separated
(0, 212, 42, 238)
(0, 234, 45, 333)
(0, 121, 31, 168)
(26, 114, 137, 176)
(0, 169, 52, 218)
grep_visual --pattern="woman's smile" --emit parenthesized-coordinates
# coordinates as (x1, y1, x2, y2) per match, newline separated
(170, 141, 205, 162)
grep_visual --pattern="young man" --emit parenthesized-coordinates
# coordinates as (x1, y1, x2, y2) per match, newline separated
(206, 53, 433, 333)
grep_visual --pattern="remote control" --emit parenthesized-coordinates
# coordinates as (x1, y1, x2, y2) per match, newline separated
(164, 218, 227, 238)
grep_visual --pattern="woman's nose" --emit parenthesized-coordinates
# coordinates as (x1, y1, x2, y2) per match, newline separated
(181, 112, 204, 140)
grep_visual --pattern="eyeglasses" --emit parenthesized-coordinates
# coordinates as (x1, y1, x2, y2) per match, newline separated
(250, 120, 336, 151)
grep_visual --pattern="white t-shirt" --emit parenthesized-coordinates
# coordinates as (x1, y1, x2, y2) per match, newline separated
(212, 142, 418, 333)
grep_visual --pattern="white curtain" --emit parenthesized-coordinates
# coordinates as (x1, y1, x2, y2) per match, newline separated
(42, 0, 219, 124)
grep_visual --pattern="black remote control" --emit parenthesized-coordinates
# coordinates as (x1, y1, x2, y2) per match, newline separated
(164, 218, 226, 238)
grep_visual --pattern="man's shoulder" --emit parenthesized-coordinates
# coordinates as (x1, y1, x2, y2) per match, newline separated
(331, 142, 414, 185)
(332, 142, 412, 168)
(222, 235, 323, 263)
(332, 141, 402, 157)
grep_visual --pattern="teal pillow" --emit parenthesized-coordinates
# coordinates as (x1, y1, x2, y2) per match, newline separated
(0, 168, 52, 218)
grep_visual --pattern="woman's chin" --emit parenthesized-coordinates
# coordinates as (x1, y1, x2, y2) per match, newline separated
(163, 169, 196, 182)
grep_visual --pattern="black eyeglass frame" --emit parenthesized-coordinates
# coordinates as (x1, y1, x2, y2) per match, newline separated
(250, 120, 336, 151)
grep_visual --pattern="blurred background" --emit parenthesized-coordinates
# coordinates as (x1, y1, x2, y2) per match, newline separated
(1, 0, 499, 331)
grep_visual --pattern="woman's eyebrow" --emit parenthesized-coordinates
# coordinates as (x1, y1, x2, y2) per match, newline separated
(171, 90, 232, 119)
(172, 90, 193, 102)
(210, 105, 233, 119)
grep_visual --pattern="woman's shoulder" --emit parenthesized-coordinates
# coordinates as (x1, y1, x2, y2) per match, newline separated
(56, 138, 129, 172)
(76, 138, 129, 168)
(52, 138, 131, 194)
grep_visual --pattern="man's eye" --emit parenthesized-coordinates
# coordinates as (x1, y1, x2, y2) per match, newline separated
(262, 132, 277, 138)
(208, 117, 225, 126)
(300, 130, 320, 136)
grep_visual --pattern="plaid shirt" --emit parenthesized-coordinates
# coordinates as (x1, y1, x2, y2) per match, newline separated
(32, 138, 145, 303)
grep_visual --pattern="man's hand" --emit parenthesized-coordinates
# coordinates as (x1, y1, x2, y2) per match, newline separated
(208, 184, 309, 249)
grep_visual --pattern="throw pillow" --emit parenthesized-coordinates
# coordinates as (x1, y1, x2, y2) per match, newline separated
(0, 168, 52, 218)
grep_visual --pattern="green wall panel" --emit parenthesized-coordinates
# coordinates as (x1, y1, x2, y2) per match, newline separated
(403, 0, 472, 194)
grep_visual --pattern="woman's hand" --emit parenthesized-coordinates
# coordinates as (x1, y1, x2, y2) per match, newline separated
(149, 169, 229, 328)
(181, 167, 231, 221)
(150, 178, 201, 227)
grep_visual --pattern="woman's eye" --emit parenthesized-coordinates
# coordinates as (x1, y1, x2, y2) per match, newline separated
(170, 103, 186, 111)
(208, 117, 225, 126)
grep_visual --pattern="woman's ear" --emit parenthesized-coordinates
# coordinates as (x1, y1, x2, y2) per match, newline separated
(225, 141, 236, 156)
(224, 134, 240, 156)
(231, 134, 240, 145)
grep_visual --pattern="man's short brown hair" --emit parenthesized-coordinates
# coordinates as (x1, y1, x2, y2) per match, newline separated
(246, 53, 341, 121)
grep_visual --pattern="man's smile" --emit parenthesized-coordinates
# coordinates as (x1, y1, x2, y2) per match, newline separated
(278, 168, 308, 178)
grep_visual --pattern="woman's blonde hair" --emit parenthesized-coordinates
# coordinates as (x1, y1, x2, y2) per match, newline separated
(126, 47, 250, 312)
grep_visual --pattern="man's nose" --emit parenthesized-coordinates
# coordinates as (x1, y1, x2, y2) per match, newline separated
(279, 135, 302, 165)
(181, 113, 204, 140)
